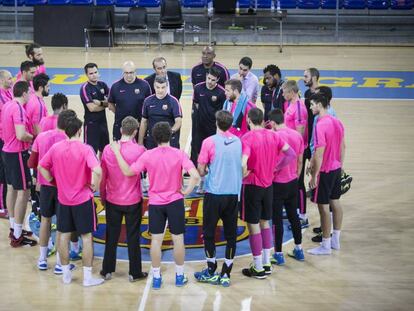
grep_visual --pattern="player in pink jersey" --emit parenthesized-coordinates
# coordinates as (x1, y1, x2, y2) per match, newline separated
(38, 116, 104, 287)
(40, 93, 68, 132)
(16, 61, 37, 94)
(282, 80, 310, 228)
(26, 73, 49, 137)
(240, 108, 296, 279)
(0, 70, 13, 214)
(100, 116, 148, 282)
(16, 43, 46, 80)
(29, 110, 77, 273)
(223, 79, 255, 138)
(307, 93, 346, 256)
(268, 109, 305, 265)
(110, 122, 200, 290)
(1, 81, 36, 247)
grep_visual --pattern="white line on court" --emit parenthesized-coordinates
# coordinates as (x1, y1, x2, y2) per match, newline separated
(137, 270, 152, 311)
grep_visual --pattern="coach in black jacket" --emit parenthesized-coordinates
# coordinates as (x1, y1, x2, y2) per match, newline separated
(145, 57, 183, 100)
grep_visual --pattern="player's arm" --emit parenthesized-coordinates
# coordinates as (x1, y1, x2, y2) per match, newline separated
(108, 102, 115, 113)
(138, 117, 148, 145)
(181, 167, 200, 196)
(177, 73, 183, 100)
(275, 143, 296, 171)
(110, 142, 136, 177)
(171, 117, 182, 133)
(242, 154, 249, 177)
(340, 139, 346, 168)
(309, 147, 324, 189)
(15, 124, 33, 142)
(38, 165, 53, 183)
(86, 100, 106, 112)
(297, 152, 303, 177)
(197, 163, 208, 177)
(91, 166, 102, 193)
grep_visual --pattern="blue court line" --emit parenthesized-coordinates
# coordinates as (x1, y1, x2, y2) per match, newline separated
(4, 67, 414, 99)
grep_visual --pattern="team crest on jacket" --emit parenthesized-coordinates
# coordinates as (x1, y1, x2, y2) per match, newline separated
(134, 88, 140, 94)
(162, 104, 168, 110)
(211, 96, 217, 102)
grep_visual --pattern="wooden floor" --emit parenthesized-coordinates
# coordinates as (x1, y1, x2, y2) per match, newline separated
(0, 44, 414, 311)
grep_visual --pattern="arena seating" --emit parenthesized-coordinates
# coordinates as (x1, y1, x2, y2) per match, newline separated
(321, 0, 344, 8)
(297, 0, 321, 8)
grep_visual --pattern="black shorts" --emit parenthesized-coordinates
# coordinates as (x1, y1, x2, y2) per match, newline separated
(312, 168, 342, 205)
(2, 150, 31, 190)
(148, 199, 185, 235)
(0, 139, 5, 184)
(203, 193, 238, 236)
(84, 120, 109, 153)
(240, 184, 273, 224)
(40, 185, 58, 218)
(273, 179, 298, 202)
(144, 132, 180, 150)
(57, 199, 97, 234)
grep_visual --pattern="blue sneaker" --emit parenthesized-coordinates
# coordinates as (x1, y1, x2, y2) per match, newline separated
(194, 268, 214, 283)
(219, 276, 230, 287)
(175, 274, 188, 287)
(271, 253, 285, 266)
(54, 263, 76, 275)
(288, 248, 305, 261)
(152, 276, 162, 290)
(69, 250, 82, 261)
(37, 260, 48, 271)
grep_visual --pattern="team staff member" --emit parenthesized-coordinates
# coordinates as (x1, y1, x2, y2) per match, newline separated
(108, 61, 151, 141)
(1, 81, 36, 247)
(26, 73, 49, 137)
(138, 76, 182, 149)
(194, 110, 243, 287)
(80, 63, 109, 156)
(190, 67, 226, 166)
(240, 108, 295, 279)
(191, 46, 230, 88)
(145, 57, 182, 100)
(308, 93, 345, 256)
(111, 122, 200, 290)
(100, 116, 147, 282)
(231, 57, 259, 104)
(38, 116, 104, 287)
(261, 64, 285, 121)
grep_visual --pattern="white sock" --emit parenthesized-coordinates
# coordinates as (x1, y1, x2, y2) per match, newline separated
(39, 246, 48, 261)
(322, 237, 331, 249)
(262, 248, 271, 265)
(175, 264, 184, 276)
(225, 258, 233, 267)
(14, 223, 23, 239)
(206, 257, 216, 264)
(71, 241, 79, 253)
(253, 255, 263, 271)
(152, 267, 161, 278)
(299, 213, 307, 220)
(9, 217, 15, 229)
(83, 266, 92, 281)
(276, 251, 283, 255)
(333, 230, 341, 240)
(56, 252, 61, 266)
(295, 244, 302, 250)
(62, 265, 72, 284)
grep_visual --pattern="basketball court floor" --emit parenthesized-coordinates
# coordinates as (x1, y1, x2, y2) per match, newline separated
(0, 44, 413, 310)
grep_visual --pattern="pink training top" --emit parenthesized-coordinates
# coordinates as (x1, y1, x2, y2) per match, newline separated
(228, 100, 255, 138)
(39, 140, 100, 206)
(0, 88, 13, 140)
(198, 131, 235, 164)
(242, 128, 286, 188)
(25, 94, 48, 135)
(39, 114, 58, 132)
(130, 146, 195, 205)
(100, 140, 146, 206)
(284, 99, 308, 148)
(15, 65, 46, 80)
(314, 114, 344, 173)
(273, 127, 304, 183)
(32, 129, 67, 186)
(1, 100, 30, 152)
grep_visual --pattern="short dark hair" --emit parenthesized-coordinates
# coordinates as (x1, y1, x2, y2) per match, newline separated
(51, 93, 68, 111)
(309, 93, 329, 109)
(152, 122, 171, 145)
(33, 73, 49, 91)
(215, 110, 233, 131)
(268, 108, 284, 125)
(13, 81, 29, 97)
(225, 79, 242, 93)
(57, 109, 77, 130)
(84, 63, 98, 74)
(25, 43, 41, 58)
(64, 116, 83, 138)
(316, 86, 332, 102)
(239, 57, 253, 69)
(307, 68, 320, 81)
(20, 61, 36, 73)
(247, 108, 264, 126)
(263, 64, 281, 78)
(154, 75, 168, 85)
(121, 116, 139, 136)
(207, 67, 221, 79)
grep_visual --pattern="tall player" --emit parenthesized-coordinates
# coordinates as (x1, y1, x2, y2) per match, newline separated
(40, 93, 68, 132)
(80, 63, 109, 156)
(1, 81, 36, 247)
(261, 64, 285, 121)
(38, 116, 104, 286)
(307, 93, 345, 255)
(240, 108, 295, 278)
(108, 61, 151, 141)
(26, 73, 49, 137)
(100, 116, 148, 282)
(194, 110, 243, 287)
(110, 122, 200, 290)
